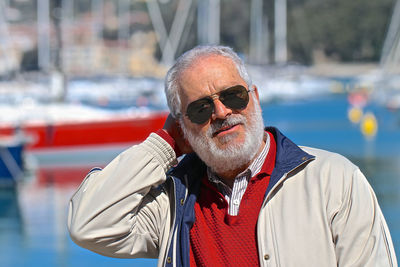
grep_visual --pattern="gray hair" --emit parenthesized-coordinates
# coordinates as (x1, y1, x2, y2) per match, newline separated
(164, 45, 252, 119)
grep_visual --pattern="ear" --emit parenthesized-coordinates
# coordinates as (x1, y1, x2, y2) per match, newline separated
(176, 118, 193, 154)
(252, 85, 260, 103)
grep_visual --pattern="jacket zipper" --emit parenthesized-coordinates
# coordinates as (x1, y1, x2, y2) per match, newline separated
(163, 174, 189, 266)
(163, 176, 177, 266)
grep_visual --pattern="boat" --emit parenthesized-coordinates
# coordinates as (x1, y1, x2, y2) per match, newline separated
(0, 106, 168, 178)
(0, 108, 168, 151)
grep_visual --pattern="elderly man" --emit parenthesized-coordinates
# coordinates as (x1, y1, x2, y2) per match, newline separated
(68, 45, 397, 266)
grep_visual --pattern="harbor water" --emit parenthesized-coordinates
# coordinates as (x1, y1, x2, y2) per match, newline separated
(0, 94, 399, 266)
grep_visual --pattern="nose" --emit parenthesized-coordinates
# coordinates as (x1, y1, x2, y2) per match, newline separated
(211, 98, 232, 120)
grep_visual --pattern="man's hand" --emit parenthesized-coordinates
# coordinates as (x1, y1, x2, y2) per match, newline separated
(163, 114, 193, 155)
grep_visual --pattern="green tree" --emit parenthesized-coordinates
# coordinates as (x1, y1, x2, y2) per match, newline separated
(288, 0, 395, 64)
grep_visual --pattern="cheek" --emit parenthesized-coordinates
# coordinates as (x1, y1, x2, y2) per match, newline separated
(197, 125, 212, 140)
(242, 101, 258, 120)
(182, 118, 209, 137)
(246, 100, 256, 113)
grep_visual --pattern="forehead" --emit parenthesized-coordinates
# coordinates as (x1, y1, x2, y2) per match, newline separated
(178, 55, 244, 103)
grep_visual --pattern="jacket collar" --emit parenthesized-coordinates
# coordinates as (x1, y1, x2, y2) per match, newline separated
(265, 127, 315, 197)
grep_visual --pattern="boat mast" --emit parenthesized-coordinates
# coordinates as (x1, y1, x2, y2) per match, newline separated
(197, 0, 220, 46)
(61, 0, 74, 74)
(380, 0, 400, 73)
(249, 0, 287, 65)
(249, 0, 269, 64)
(164, 0, 194, 64)
(274, 0, 287, 64)
(118, 0, 131, 74)
(146, 0, 194, 66)
(0, 0, 19, 75)
(91, 0, 104, 74)
(37, 0, 51, 72)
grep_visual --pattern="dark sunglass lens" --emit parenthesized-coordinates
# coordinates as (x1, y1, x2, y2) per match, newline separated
(220, 86, 249, 109)
(187, 98, 213, 124)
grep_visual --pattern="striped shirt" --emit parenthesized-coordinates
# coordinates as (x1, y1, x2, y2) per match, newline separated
(207, 133, 270, 216)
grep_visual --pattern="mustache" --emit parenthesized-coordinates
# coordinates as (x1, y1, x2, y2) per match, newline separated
(208, 115, 247, 137)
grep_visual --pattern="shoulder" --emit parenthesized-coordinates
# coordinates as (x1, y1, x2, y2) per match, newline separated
(296, 146, 366, 195)
(293, 146, 374, 215)
(300, 146, 358, 173)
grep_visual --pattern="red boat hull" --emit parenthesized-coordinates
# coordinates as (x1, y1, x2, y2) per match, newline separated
(0, 112, 168, 150)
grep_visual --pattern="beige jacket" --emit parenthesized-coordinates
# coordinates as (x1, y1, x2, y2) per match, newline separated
(68, 129, 397, 267)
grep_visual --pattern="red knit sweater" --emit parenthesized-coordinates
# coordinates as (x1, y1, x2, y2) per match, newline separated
(189, 133, 276, 266)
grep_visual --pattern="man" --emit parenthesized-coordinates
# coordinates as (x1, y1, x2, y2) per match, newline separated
(68, 45, 397, 266)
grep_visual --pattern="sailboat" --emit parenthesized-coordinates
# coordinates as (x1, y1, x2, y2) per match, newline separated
(379, 0, 400, 114)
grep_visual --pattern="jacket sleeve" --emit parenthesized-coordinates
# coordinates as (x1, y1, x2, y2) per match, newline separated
(67, 133, 178, 259)
(331, 167, 397, 267)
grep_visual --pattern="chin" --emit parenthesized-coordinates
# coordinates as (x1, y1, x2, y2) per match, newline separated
(214, 131, 242, 146)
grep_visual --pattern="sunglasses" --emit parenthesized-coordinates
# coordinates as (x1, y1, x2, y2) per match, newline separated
(185, 85, 253, 124)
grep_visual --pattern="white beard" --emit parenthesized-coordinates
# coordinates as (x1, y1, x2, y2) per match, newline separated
(181, 102, 265, 174)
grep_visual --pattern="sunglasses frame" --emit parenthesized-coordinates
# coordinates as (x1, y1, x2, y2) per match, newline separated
(184, 85, 254, 124)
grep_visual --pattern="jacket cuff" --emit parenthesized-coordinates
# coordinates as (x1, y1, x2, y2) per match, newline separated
(155, 129, 183, 157)
(142, 133, 178, 172)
